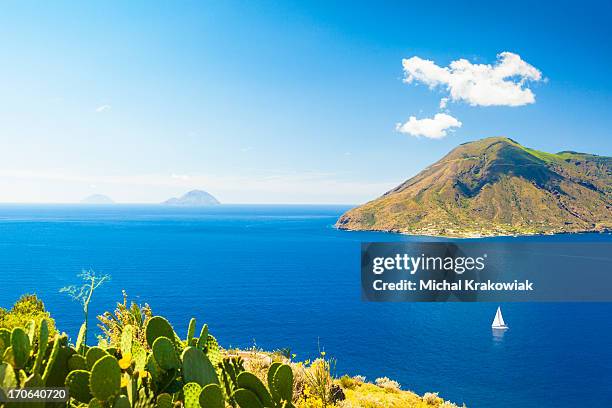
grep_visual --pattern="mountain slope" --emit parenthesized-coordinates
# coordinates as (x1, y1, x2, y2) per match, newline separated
(336, 137, 611, 237)
(163, 190, 220, 206)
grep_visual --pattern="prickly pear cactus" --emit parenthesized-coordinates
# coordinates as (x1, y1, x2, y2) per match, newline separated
(32, 319, 49, 374)
(196, 324, 208, 350)
(88, 398, 104, 408)
(145, 316, 176, 348)
(205, 335, 222, 368)
(267, 362, 282, 403)
(220, 357, 244, 406)
(66, 369, 93, 403)
(155, 393, 173, 408)
(187, 318, 197, 346)
(132, 342, 147, 373)
(86, 346, 109, 370)
(10, 327, 31, 369)
(152, 337, 179, 370)
(89, 355, 121, 401)
(69, 354, 88, 371)
(199, 383, 225, 408)
(121, 325, 134, 356)
(0, 329, 10, 356)
(114, 394, 131, 408)
(75, 322, 87, 353)
(145, 353, 162, 385)
(181, 346, 219, 387)
(0, 362, 17, 389)
(183, 382, 202, 408)
(271, 364, 293, 403)
(236, 372, 273, 407)
(233, 388, 264, 408)
(25, 319, 36, 345)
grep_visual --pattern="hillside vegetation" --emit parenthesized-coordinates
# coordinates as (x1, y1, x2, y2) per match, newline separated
(0, 295, 462, 408)
(337, 137, 611, 237)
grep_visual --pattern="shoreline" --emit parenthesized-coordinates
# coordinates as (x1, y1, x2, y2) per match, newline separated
(335, 225, 612, 239)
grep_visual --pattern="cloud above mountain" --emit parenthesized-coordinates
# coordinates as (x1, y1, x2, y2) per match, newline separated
(402, 52, 543, 107)
(396, 113, 462, 139)
(396, 52, 544, 138)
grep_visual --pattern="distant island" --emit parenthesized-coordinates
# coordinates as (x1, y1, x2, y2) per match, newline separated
(163, 189, 220, 206)
(337, 137, 612, 237)
(81, 194, 115, 204)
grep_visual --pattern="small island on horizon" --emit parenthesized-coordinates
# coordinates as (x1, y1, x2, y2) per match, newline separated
(163, 189, 220, 206)
(337, 137, 612, 238)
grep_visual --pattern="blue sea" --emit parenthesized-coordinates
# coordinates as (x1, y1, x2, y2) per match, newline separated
(0, 204, 610, 408)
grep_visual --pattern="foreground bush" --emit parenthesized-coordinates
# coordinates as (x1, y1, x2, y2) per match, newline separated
(0, 294, 56, 336)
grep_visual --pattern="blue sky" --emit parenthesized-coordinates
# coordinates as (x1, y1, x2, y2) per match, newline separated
(1, 1, 611, 203)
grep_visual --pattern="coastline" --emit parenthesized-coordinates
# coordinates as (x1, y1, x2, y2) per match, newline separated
(335, 225, 612, 239)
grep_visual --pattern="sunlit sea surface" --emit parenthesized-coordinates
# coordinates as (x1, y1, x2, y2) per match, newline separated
(0, 204, 610, 407)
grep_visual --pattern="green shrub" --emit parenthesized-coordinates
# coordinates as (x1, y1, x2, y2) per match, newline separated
(338, 375, 359, 390)
(0, 294, 56, 337)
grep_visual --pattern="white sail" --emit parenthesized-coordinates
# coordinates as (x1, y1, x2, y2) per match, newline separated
(492, 306, 508, 329)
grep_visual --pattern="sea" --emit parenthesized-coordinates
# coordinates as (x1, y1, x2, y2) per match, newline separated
(0, 204, 610, 408)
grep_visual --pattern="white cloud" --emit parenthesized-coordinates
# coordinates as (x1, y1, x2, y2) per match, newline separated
(402, 52, 543, 107)
(439, 97, 449, 110)
(396, 113, 462, 139)
(95, 104, 111, 113)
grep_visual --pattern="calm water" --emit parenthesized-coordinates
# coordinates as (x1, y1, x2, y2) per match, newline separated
(0, 204, 610, 407)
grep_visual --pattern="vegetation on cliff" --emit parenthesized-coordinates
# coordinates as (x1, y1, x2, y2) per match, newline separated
(337, 137, 611, 237)
(0, 295, 462, 407)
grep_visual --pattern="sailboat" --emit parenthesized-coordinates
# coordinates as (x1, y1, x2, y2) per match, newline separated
(491, 306, 508, 330)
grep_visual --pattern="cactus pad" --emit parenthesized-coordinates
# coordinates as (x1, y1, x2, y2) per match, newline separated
(187, 318, 196, 346)
(121, 325, 134, 356)
(86, 347, 109, 370)
(181, 346, 218, 387)
(68, 354, 88, 371)
(10, 327, 31, 369)
(89, 355, 121, 401)
(183, 382, 202, 408)
(145, 316, 176, 348)
(132, 343, 147, 373)
(271, 364, 293, 402)
(196, 324, 208, 350)
(236, 372, 273, 407)
(145, 353, 162, 384)
(199, 383, 225, 408)
(155, 393, 173, 408)
(152, 337, 179, 371)
(66, 369, 93, 403)
(205, 335, 222, 368)
(24, 320, 36, 346)
(32, 319, 49, 374)
(113, 394, 131, 408)
(75, 322, 87, 353)
(0, 329, 10, 356)
(88, 398, 104, 408)
(0, 362, 17, 390)
(233, 388, 264, 408)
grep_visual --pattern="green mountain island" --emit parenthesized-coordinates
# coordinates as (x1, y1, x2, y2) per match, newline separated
(337, 137, 612, 237)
